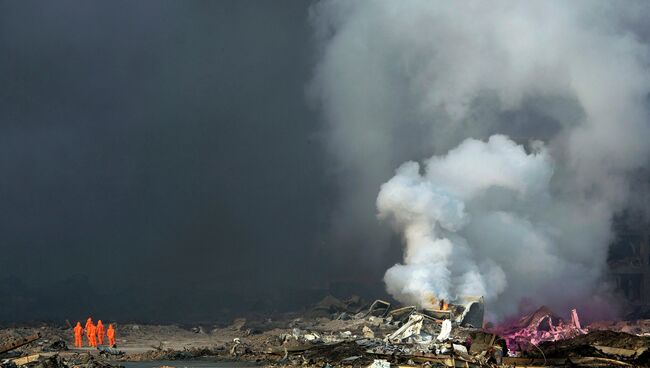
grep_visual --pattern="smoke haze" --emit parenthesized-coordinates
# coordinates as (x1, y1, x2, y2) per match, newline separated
(310, 1, 650, 318)
(2, 0, 650, 323)
(0, 0, 349, 323)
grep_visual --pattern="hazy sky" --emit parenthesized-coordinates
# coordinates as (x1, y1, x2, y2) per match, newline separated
(0, 1, 399, 322)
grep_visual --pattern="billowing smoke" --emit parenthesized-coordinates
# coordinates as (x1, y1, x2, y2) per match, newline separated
(377, 135, 607, 317)
(309, 1, 650, 317)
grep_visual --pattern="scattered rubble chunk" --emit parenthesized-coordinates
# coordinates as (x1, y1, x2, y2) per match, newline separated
(362, 325, 374, 338)
(43, 340, 67, 352)
(98, 346, 125, 357)
(387, 313, 423, 343)
(437, 319, 452, 341)
(363, 300, 391, 318)
(369, 359, 390, 368)
(0, 333, 41, 354)
(11, 354, 39, 366)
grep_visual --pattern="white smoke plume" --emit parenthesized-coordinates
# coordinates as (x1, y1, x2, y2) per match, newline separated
(377, 135, 604, 316)
(310, 1, 650, 317)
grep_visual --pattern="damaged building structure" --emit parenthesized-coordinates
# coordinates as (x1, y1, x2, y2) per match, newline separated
(609, 210, 650, 308)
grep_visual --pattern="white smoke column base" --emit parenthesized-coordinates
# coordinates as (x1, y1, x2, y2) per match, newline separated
(377, 135, 605, 317)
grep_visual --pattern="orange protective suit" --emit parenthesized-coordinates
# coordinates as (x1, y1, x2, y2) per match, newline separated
(88, 324, 97, 347)
(107, 324, 115, 347)
(85, 318, 93, 339)
(73, 322, 83, 348)
(96, 320, 105, 345)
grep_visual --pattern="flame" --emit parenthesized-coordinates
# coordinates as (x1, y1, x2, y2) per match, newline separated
(427, 294, 449, 311)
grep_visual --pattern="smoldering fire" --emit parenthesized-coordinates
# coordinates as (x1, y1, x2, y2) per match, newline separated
(310, 0, 650, 318)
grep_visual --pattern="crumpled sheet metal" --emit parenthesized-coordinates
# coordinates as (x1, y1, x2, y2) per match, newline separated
(386, 314, 424, 343)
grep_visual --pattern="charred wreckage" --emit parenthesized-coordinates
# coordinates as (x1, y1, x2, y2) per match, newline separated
(226, 295, 650, 367)
(2, 295, 650, 368)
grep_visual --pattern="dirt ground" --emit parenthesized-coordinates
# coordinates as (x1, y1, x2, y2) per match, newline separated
(0, 314, 375, 367)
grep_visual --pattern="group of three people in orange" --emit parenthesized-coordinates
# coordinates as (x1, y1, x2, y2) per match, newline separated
(73, 317, 116, 348)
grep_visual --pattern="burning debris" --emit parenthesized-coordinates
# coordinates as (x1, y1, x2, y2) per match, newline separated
(3, 298, 650, 368)
(261, 296, 501, 367)
(246, 296, 650, 367)
(492, 306, 587, 352)
(262, 298, 650, 367)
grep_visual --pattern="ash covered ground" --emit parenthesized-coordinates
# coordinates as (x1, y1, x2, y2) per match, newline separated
(3, 295, 650, 368)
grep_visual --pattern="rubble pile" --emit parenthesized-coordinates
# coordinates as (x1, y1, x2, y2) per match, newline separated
(123, 347, 224, 362)
(0, 329, 123, 368)
(246, 296, 507, 367)
(535, 330, 650, 365)
(3, 296, 650, 367)
(233, 296, 650, 367)
(491, 306, 587, 352)
(0, 353, 123, 368)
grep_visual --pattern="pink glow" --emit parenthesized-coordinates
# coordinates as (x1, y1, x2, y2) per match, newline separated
(488, 306, 587, 352)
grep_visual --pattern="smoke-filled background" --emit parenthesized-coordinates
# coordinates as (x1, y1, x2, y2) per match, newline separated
(2, 1, 650, 323)
(310, 1, 650, 319)
(0, 0, 352, 323)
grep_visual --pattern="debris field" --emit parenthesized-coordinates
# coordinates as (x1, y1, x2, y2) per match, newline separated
(2, 295, 650, 367)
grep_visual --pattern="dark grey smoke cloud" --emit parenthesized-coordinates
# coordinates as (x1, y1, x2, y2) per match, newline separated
(0, 0, 392, 323)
